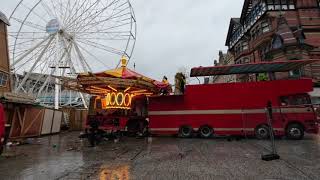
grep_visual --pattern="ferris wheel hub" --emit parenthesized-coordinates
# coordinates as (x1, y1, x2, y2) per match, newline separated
(46, 19, 61, 34)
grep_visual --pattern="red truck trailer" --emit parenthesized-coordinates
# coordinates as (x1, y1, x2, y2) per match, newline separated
(148, 79, 319, 140)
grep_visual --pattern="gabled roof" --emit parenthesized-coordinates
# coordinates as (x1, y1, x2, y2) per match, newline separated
(225, 18, 241, 46)
(0, 11, 10, 26)
(240, 0, 253, 24)
(275, 16, 297, 46)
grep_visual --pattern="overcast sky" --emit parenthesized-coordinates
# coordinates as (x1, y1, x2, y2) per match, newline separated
(2, 0, 243, 83)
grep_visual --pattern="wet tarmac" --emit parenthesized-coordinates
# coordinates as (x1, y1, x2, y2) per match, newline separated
(0, 132, 320, 180)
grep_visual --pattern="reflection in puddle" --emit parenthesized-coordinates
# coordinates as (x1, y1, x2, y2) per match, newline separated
(99, 165, 130, 180)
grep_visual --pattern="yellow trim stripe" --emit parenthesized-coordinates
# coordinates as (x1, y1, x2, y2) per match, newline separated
(149, 108, 311, 116)
(149, 128, 284, 132)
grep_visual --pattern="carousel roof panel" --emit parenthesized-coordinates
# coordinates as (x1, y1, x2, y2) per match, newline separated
(65, 62, 169, 95)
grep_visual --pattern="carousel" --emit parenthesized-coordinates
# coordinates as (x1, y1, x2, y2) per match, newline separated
(63, 57, 170, 134)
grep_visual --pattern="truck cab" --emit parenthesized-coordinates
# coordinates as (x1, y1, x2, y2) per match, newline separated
(279, 93, 319, 137)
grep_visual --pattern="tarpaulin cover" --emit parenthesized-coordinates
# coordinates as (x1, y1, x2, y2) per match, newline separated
(190, 60, 319, 77)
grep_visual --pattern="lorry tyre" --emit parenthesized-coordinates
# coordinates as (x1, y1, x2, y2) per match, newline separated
(199, 126, 213, 138)
(286, 124, 304, 140)
(179, 126, 192, 138)
(255, 125, 269, 140)
(0, 145, 3, 155)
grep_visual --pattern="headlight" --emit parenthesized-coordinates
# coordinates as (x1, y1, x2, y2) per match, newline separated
(1, 138, 4, 143)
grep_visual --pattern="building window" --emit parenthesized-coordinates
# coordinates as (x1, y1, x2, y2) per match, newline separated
(0, 72, 8, 87)
(267, 0, 295, 10)
(236, 57, 250, 64)
(259, 42, 272, 61)
(243, 57, 250, 63)
(251, 21, 270, 40)
(289, 69, 301, 78)
(262, 21, 270, 33)
(235, 41, 249, 56)
(272, 35, 283, 49)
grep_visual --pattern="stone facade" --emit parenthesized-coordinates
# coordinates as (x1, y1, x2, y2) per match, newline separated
(210, 51, 237, 83)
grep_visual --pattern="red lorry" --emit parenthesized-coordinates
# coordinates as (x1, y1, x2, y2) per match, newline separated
(148, 79, 319, 140)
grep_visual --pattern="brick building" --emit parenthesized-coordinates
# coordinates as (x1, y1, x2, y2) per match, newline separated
(0, 11, 11, 95)
(225, 0, 320, 84)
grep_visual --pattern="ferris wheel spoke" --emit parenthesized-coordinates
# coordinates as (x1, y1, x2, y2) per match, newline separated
(15, 35, 55, 92)
(13, 47, 43, 62)
(77, 38, 124, 56)
(64, 0, 102, 31)
(9, 35, 49, 41)
(62, 0, 86, 27)
(95, 0, 127, 32)
(12, 35, 54, 67)
(61, 37, 76, 74)
(62, 0, 79, 26)
(76, 43, 111, 69)
(99, 21, 132, 32)
(61, 0, 72, 25)
(11, 17, 46, 31)
(13, 41, 57, 72)
(20, 2, 48, 24)
(70, 0, 127, 32)
(49, 0, 64, 22)
(57, 0, 72, 25)
(74, 10, 131, 33)
(64, 0, 99, 29)
(66, 0, 124, 31)
(75, 31, 131, 40)
(40, 1, 56, 18)
(37, 43, 72, 97)
(69, 38, 92, 73)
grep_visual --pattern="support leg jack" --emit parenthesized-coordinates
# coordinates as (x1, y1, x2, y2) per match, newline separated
(261, 102, 281, 161)
(261, 154, 280, 161)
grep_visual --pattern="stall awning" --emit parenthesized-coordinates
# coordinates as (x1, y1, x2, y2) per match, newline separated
(190, 60, 320, 77)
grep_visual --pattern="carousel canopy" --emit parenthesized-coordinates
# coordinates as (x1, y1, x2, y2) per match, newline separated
(63, 57, 169, 96)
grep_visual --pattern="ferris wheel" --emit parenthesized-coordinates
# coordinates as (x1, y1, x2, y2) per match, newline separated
(8, 0, 136, 106)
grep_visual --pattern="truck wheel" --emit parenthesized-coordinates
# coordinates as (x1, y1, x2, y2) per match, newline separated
(255, 125, 269, 140)
(179, 126, 192, 138)
(286, 124, 304, 140)
(0, 145, 3, 155)
(199, 126, 213, 138)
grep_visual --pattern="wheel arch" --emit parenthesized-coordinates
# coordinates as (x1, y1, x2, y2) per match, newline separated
(255, 123, 269, 130)
(199, 124, 214, 131)
(285, 121, 305, 131)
